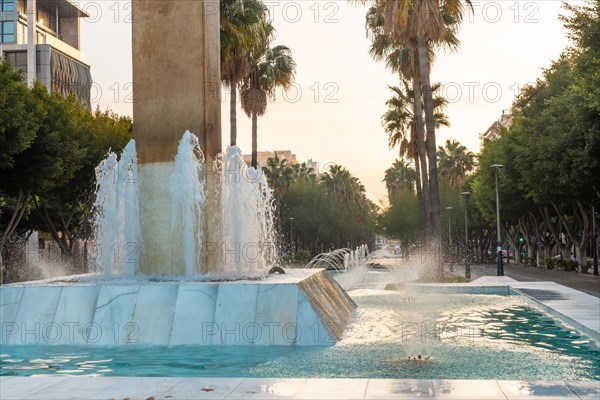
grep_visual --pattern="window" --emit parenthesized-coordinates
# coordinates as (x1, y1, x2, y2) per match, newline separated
(1, 0, 15, 12)
(17, 20, 25, 44)
(1, 21, 15, 43)
(4, 51, 26, 75)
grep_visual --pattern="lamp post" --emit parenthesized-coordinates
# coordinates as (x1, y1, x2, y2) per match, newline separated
(289, 217, 295, 255)
(446, 206, 453, 268)
(461, 191, 470, 279)
(592, 206, 598, 276)
(491, 164, 504, 276)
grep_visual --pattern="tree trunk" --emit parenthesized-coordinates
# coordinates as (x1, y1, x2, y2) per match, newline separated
(519, 216, 536, 261)
(230, 73, 237, 147)
(417, 38, 441, 239)
(251, 111, 258, 168)
(504, 225, 521, 265)
(34, 198, 70, 257)
(542, 206, 568, 260)
(0, 190, 30, 285)
(553, 201, 589, 265)
(413, 152, 426, 237)
(412, 76, 430, 236)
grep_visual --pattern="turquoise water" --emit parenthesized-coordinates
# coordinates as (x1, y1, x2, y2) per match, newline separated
(1, 271, 599, 379)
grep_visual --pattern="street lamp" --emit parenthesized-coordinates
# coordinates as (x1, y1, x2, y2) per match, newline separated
(446, 206, 453, 268)
(592, 206, 598, 276)
(491, 164, 504, 276)
(461, 191, 471, 279)
(446, 207, 454, 247)
(289, 217, 295, 255)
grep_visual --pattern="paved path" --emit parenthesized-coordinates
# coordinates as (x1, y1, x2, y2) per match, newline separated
(454, 263, 600, 298)
(1, 376, 598, 400)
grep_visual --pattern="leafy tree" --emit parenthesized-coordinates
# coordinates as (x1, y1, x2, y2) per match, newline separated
(470, 1, 600, 265)
(0, 59, 38, 169)
(275, 162, 377, 255)
(379, 188, 421, 246)
(0, 61, 132, 282)
(0, 60, 39, 278)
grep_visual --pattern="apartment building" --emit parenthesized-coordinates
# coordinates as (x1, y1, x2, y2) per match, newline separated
(0, 0, 92, 106)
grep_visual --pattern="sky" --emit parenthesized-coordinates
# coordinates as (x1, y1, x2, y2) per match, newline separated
(80, 0, 578, 203)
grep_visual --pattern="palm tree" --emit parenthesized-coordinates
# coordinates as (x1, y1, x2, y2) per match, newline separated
(220, 0, 266, 146)
(381, 81, 449, 231)
(290, 162, 317, 183)
(262, 154, 294, 201)
(320, 164, 371, 247)
(240, 21, 296, 169)
(380, 0, 473, 238)
(364, 1, 460, 236)
(366, 4, 430, 232)
(320, 165, 356, 205)
(384, 159, 416, 198)
(437, 139, 475, 189)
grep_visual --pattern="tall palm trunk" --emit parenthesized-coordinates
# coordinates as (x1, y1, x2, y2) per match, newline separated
(417, 38, 441, 239)
(412, 75, 430, 236)
(230, 73, 237, 146)
(413, 152, 426, 237)
(251, 111, 258, 168)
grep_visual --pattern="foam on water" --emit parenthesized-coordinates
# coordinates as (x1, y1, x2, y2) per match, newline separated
(169, 131, 205, 276)
(92, 132, 277, 278)
(93, 140, 140, 277)
(217, 146, 277, 274)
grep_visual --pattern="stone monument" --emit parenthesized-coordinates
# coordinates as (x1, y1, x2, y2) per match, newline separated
(132, 0, 221, 274)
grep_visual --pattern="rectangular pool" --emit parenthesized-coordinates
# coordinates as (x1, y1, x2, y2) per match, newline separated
(1, 283, 598, 380)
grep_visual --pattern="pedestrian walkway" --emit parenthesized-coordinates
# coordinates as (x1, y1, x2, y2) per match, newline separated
(1, 376, 598, 399)
(459, 264, 600, 297)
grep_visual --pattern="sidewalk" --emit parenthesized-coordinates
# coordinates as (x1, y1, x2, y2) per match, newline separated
(454, 263, 600, 298)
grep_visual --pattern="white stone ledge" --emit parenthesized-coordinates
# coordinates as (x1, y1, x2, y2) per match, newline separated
(0, 377, 597, 399)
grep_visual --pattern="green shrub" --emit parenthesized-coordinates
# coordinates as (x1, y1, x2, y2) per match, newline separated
(544, 258, 557, 269)
(522, 256, 538, 267)
(580, 262, 592, 274)
(562, 260, 579, 271)
(294, 249, 311, 262)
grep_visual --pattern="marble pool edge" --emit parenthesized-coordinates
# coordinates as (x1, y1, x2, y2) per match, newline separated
(1, 276, 598, 399)
(0, 376, 598, 399)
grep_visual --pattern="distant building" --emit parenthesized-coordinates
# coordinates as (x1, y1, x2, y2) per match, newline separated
(243, 150, 298, 168)
(483, 110, 513, 141)
(0, 0, 92, 107)
(306, 158, 319, 175)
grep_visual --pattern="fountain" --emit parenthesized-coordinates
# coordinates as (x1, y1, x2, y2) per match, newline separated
(306, 245, 369, 271)
(0, 1, 355, 347)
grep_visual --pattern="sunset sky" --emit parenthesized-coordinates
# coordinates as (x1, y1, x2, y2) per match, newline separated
(81, 1, 576, 202)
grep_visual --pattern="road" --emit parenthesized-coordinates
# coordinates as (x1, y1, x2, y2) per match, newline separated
(456, 263, 600, 297)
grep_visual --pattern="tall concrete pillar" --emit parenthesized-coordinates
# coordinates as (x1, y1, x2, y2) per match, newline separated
(26, 0, 36, 86)
(132, 0, 221, 275)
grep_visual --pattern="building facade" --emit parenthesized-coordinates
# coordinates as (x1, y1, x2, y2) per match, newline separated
(482, 110, 513, 141)
(0, 0, 91, 106)
(243, 150, 298, 168)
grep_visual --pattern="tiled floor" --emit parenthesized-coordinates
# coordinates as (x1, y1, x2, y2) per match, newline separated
(0, 377, 598, 400)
